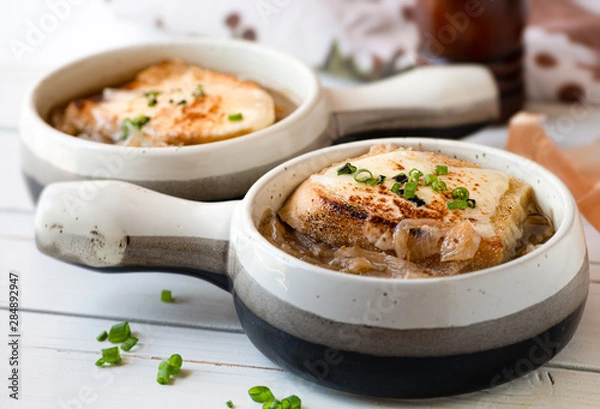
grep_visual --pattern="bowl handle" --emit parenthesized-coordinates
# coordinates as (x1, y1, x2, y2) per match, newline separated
(35, 181, 237, 291)
(325, 64, 500, 140)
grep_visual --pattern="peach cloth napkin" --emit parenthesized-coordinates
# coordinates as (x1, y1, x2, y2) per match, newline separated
(507, 112, 600, 231)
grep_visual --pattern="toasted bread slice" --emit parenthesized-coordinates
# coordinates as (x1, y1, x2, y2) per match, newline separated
(279, 144, 533, 273)
(52, 59, 275, 147)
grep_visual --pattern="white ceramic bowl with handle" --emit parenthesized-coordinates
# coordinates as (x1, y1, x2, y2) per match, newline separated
(20, 39, 499, 202)
(34, 138, 587, 398)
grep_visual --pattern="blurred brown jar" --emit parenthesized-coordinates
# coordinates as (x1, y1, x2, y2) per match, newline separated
(415, 0, 527, 123)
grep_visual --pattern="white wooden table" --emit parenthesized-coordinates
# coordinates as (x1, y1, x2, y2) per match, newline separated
(1, 69, 600, 408)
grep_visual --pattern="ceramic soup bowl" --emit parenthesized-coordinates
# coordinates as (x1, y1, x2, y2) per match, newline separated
(34, 138, 587, 398)
(20, 39, 498, 202)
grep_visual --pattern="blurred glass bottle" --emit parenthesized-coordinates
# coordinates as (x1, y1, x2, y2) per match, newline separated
(415, 0, 527, 123)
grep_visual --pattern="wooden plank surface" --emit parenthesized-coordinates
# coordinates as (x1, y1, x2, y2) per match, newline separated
(2, 310, 600, 409)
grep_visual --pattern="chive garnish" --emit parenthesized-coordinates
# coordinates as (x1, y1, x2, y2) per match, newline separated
(432, 180, 447, 192)
(408, 168, 423, 179)
(96, 330, 108, 342)
(392, 173, 408, 184)
(96, 346, 121, 367)
(161, 290, 174, 303)
(193, 84, 206, 98)
(168, 354, 183, 374)
(366, 175, 386, 186)
(403, 181, 418, 199)
(144, 90, 161, 107)
(156, 361, 171, 385)
(391, 183, 401, 194)
(281, 395, 302, 409)
(447, 187, 474, 210)
(100, 349, 117, 365)
(156, 354, 183, 385)
(337, 163, 357, 175)
(353, 169, 373, 183)
(248, 386, 275, 403)
(447, 200, 469, 210)
(228, 113, 243, 121)
(121, 115, 150, 139)
(451, 187, 470, 200)
(435, 165, 448, 175)
(423, 174, 437, 186)
(108, 322, 131, 344)
(264, 400, 281, 409)
(226, 400, 234, 408)
(120, 337, 138, 352)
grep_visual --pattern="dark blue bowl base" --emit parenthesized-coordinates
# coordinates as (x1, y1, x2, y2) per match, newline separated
(234, 294, 586, 399)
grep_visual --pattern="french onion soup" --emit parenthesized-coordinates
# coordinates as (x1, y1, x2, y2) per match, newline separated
(260, 144, 554, 279)
(50, 59, 297, 147)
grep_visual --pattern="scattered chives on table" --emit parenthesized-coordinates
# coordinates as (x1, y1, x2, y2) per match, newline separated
(161, 290, 174, 303)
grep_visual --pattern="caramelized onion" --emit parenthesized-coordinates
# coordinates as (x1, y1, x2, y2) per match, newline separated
(393, 219, 445, 261)
(331, 246, 427, 278)
(440, 220, 482, 262)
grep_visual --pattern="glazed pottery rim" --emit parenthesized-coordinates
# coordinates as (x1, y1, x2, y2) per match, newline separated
(24, 38, 322, 155)
(241, 137, 579, 285)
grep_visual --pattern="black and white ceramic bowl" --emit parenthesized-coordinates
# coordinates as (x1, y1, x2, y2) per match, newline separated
(20, 39, 498, 201)
(34, 138, 588, 398)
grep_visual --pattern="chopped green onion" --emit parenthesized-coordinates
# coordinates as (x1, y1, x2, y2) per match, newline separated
(337, 163, 357, 175)
(108, 322, 131, 343)
(226, 400, 234, 408)
(353, 169, 373, 183)
(156, 361, 171, 385)
(177, 99, 187, 105)
(408, 168, 423, 179)
(423, 174, 438, 186)
(168, 354, 183, 372)
(451, 187, 470, 200)
(156, 355, 183, 385)
(467, 198, 477, 208)
(432, 180, 447, 192)
(447, 200, 469, 210)
(435, 165, 448, 175)
(97, 346, 121, 366)
(248, 386, 275, 403)
(121, 115, 151, 139)
(228, 113, 243, 121)
(281, 395, 301, 409)
(96, 330, 108, 342)
(161, 290, 174, 303)
(192, 84, 206, 98)
(263, 400, 281, 409)
(391, 182, 401, 194)
(393, 173, 408, 184)
(120, 337, 138, 352)
(403, 181, 418, 199)
(144, 91, 161, 107)
(145, 91, 159, 97)
(366, 175, 386, 186)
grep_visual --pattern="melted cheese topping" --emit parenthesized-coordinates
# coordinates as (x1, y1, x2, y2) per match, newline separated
(311, 148, 510, 241)
(54, 60, 276, 147)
